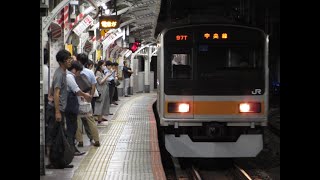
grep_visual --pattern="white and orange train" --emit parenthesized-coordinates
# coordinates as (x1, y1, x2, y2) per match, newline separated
(154, 24, 269, 158)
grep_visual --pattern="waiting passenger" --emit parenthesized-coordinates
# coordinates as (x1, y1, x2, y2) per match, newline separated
(85, 59, 98, 113)
(112, 62, 120, 102)
(65, 61, 92, 156)
(76, 53, 101, 147)
(94, 60, 112, 123)
(122, 60, 133, 97)
(104, 60, 117, 105)
(46, 49, 73, 169)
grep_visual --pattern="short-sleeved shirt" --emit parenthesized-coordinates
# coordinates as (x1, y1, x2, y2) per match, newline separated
(81, 67, 97, 85)
(51, 67, 68, 112)
(122, 66, 131, 79)
(66, 71, 81, 93)
(104, 69, 114, 82)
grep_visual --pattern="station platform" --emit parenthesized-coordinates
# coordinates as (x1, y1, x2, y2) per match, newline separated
(41, 93, 166, 180)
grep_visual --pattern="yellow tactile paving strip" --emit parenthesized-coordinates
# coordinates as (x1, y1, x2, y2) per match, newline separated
(72, 96, 135, 180)
(72, 94, 166, 180)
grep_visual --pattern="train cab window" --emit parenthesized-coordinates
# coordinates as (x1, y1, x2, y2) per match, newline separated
(226, 48, 262, 68)
(197, 45, 263, 80)
(170, 54, 192, 79)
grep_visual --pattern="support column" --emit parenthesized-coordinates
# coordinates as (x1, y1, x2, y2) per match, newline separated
(144, 47, 151, 93)
(106, 47, 109, 60)
(77, 37, 82, 54)
(40, 16, 45, 176)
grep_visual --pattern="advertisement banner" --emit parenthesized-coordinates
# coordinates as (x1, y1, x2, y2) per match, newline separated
(96, 49, 101, 61)
(73, 15, 94, 36)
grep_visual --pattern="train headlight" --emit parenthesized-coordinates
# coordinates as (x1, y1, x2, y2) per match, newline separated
(178, 103, 189, 112)
(239, 102, 261, 113)
(168, 103, 190, 113)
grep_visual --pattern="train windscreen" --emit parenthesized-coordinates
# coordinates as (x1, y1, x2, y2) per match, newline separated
(163, 25, 266, 95)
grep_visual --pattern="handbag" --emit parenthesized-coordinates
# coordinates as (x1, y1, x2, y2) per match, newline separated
(115, 80, 120, 86)
(75, 74, 92, 93)
(65, 91, 79, 114)
(95, 84, 102, 101)
(49, 122, 74, 168)
(109, 79, 116, 86)
(61, 124, 74, 166)
(79, 99, 92, 115)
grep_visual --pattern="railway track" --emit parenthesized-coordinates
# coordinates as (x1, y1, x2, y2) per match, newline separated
(188, 166, 202, 180)
(268, 122, 280, 137)
(268, 105, 280, 137)
(171, 158, 255, 180)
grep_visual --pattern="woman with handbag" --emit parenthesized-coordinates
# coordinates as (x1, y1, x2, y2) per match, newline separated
(94, 60, 112, 124)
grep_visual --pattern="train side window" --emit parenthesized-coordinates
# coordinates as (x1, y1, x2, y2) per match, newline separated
(170, 53, 192, 79)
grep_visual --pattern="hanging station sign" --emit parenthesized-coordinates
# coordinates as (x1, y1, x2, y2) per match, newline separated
(99, 15, 120, 29)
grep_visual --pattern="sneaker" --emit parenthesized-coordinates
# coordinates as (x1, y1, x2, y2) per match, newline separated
(78, 142, 83, 147)
(93, 141, 100, 147)
(124, 95, 130, 97)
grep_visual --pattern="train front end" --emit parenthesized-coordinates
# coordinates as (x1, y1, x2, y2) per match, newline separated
(156, 24, 268, 158)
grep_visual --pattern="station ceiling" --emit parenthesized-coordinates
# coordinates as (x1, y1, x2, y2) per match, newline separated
(101, 0, 279, 43)
(50, 0, 279, 46)
(98, 0, 162, 43)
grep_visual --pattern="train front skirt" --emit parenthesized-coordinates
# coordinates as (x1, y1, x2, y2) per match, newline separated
(165, 134, 263, 157)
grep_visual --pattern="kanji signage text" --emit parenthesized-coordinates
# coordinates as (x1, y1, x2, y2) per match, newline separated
(99, 15, 120, 29)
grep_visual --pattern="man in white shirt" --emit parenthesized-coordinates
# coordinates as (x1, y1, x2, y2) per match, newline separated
(76, 53, 101, 147)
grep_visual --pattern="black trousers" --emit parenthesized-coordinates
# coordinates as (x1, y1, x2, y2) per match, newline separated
(65, 112, 78, 150)
(113, 87, 119, 101)
(109, 83, 115, 103)
(91, 97, 97, 114)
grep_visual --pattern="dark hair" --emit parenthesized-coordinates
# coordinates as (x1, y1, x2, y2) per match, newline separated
(77, 53, 88, 66)
(86, 59, 94, 68)
(95, 60, 105, 75)
(56, 49, 71, 63)
(68, 61, 83, 72)
(105, 60, 112, 66)
(113, 62, 119, 66)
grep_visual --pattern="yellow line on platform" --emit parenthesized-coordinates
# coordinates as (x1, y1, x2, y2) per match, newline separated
(72, 96, 139, 180)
